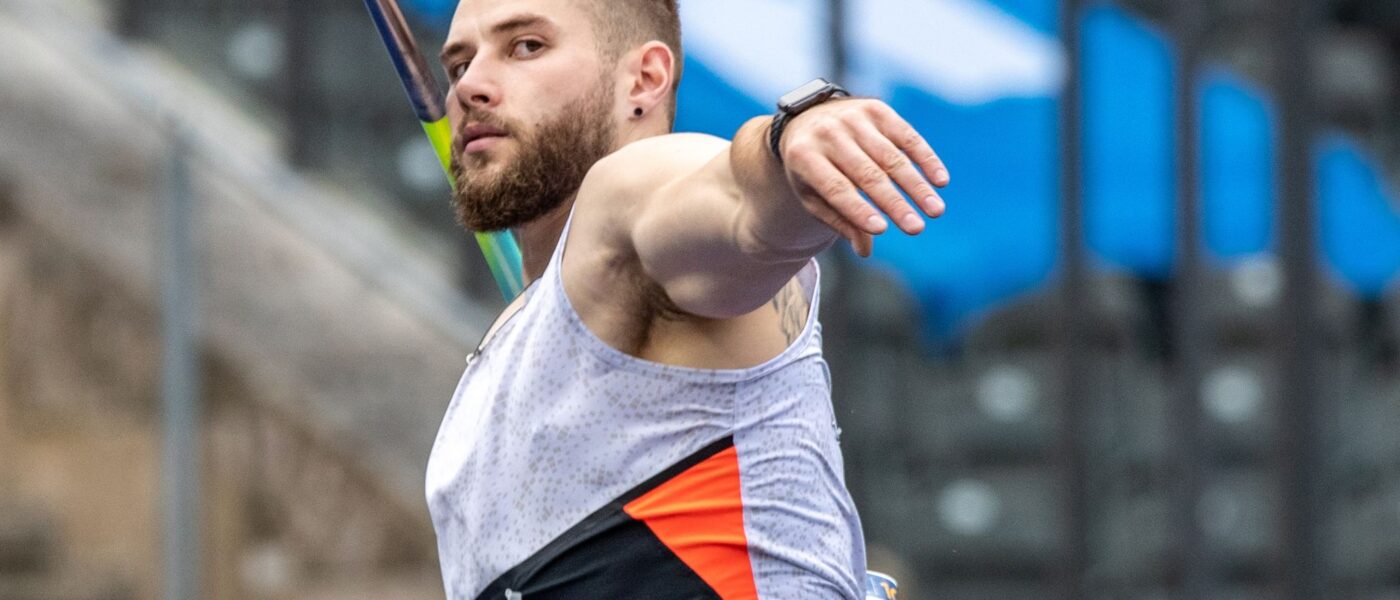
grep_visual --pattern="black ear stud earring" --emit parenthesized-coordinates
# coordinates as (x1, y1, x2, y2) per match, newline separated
(634, 107, 644, 117)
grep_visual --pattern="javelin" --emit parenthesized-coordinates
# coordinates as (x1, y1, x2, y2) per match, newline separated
(363, 0, 525, 300)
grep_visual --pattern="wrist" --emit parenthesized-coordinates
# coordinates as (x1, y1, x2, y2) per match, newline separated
(768, 78, 850, 164)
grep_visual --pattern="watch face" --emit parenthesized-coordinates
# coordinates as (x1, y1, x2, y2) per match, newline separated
(779, 78, 834, 111)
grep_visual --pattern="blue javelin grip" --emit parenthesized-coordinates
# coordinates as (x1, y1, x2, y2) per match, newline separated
(866, 571, 899, 599)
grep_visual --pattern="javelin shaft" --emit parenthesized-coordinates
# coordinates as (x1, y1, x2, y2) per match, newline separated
(363, 0, 525, 300)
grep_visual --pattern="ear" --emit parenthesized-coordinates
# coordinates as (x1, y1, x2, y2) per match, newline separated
(625, 41, 676, 117)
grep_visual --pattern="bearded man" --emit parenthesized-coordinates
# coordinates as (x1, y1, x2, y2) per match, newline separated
(423, 1, 949, 598)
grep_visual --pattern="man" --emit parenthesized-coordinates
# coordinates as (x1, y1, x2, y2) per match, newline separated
(423, 0, 948, 598)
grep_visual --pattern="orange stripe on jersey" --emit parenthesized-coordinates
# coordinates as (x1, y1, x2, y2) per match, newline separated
(623, 445, 759, 600)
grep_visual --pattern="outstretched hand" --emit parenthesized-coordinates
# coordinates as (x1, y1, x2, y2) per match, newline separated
(776, 98, 950, 257)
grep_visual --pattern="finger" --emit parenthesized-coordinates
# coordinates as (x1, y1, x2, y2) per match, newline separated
(827, 136, 925, 235)
(797, 156, 890, 235)
(852, 231, 874, 258)
(868, 103, 949, 187)
(852, 121, 947, 218)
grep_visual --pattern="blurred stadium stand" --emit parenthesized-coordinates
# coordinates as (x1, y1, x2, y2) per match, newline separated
(2, 0, 1400, 598)
(0, 1, 465, 597)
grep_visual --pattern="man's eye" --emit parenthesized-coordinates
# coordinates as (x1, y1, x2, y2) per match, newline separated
(511, 40, 544, 58)
(447, 61, 471, 80)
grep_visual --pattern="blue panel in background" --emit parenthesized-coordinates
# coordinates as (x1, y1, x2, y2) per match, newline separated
(1201, 71, 1275, 261)
(675, 56, 769, 138)
(1319, 136, 1400, 297)
(1082, 5, 1176, 279)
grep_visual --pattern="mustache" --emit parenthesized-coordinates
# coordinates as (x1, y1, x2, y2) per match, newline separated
(452, 109, 518, 157)
(463, 108, 510, 129)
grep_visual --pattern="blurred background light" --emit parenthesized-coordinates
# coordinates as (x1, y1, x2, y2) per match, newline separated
(225, 22, 283, 83)
(1201, 365, 1264, 426)
(938, 479, 1002, 537)
(1229, 257, 1284, 309)
(976, 365, 1040, 424)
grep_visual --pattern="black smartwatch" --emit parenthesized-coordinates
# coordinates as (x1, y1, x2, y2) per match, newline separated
(769, 78, 851, 163)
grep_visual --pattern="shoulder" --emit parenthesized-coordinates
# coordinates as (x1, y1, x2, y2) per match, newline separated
(567, 133, 732, 256)
(577, 133, 731, 211)
(596, 133, 730, 176)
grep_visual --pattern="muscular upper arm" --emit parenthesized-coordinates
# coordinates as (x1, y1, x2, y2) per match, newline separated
(573, 134, 807, 320)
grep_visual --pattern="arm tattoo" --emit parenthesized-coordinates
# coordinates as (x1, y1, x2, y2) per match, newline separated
(770, 278, 809, 346)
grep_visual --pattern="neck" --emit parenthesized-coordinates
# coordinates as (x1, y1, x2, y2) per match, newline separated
(511, 196, 576, 283)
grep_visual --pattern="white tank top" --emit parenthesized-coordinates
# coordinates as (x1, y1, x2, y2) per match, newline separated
(426, 214, 866, 599)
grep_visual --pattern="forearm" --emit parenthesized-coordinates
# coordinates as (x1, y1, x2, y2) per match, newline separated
(728, 116, 840, 264)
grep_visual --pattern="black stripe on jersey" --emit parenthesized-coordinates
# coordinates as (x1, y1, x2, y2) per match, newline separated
(472, 436, 736, 600)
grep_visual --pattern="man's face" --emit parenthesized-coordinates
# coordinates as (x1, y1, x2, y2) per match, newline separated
(441, 0, 620, 232)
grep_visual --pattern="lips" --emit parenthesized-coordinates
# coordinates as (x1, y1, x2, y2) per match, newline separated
(458, 123, 509, 154)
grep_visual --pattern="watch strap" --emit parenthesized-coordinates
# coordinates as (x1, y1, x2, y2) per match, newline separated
(769, 111, 796, 165)
(769, 81, 849, 163)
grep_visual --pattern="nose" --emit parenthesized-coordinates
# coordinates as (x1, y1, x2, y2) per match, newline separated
(453, 57, 500, 110)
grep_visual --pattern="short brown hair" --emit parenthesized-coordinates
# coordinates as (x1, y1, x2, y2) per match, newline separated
(582, 0, 683, 125)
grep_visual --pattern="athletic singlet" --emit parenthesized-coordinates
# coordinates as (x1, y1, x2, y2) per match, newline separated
(425, 214, 866, 599)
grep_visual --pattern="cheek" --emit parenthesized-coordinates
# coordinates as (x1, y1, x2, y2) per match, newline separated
(446, 95, 464, 126)
(445, 101, 462, 137)
(535, 53, 608, 98)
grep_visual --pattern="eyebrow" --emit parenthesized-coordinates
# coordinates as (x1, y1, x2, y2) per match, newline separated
(440, 14, 556, 63)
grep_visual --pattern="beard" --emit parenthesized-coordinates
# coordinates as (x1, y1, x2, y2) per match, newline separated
(450, 82, 617, 233)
